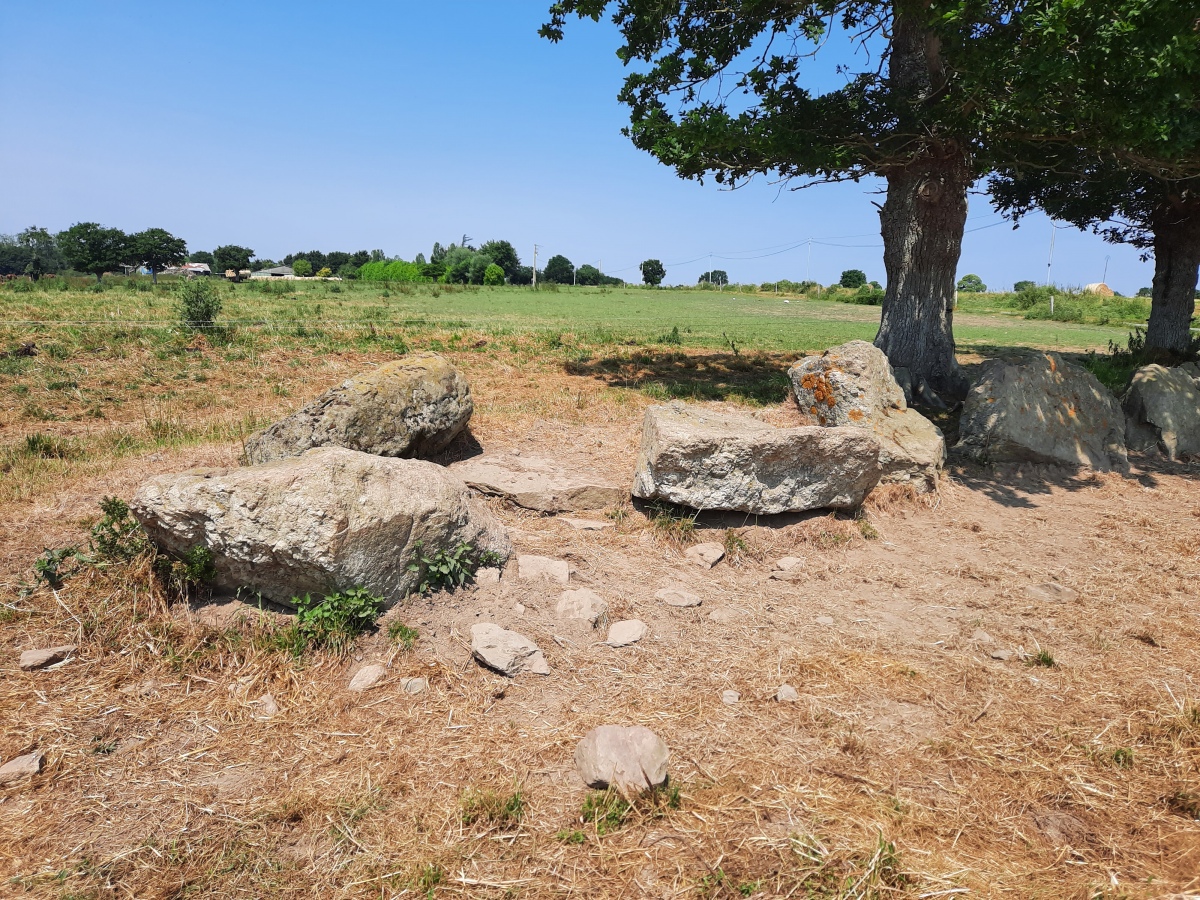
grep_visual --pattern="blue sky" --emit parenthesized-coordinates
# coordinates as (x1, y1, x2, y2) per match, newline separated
(0, 1, 1154, 293)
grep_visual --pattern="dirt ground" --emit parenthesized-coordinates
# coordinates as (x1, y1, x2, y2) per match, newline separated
(1, 344, 1199, 899)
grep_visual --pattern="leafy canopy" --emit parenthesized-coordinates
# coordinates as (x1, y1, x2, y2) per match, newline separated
(640, 258, 665, 286)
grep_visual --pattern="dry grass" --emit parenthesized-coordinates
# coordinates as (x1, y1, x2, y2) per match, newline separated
(2, 338, 1200, 899)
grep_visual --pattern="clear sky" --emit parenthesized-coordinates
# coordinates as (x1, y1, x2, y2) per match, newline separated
(0, 1, 1155, 293)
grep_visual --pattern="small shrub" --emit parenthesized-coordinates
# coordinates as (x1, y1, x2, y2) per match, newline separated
(177, 278, 223, 329)
(407, 541, 499, 595)
(658, 325, 683, 345)
(89, 496, 147, 561)
(33, 546, 86, 589)
(289, 587, 385, 654)
(387, 620, 419, 650)
(315, 266, 332, 278)
(482, 263, 505, 286)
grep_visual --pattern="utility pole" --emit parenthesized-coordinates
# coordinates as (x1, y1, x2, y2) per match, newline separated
(532, 244, 539, 290)
(1102, 254, 1110, 285)
(806, 238, 812, 282)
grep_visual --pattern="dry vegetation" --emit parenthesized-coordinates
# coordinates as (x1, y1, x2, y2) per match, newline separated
(2, 315, 1199, 899)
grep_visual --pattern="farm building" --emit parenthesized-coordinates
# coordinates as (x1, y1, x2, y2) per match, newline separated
(250, 265, 295, 279)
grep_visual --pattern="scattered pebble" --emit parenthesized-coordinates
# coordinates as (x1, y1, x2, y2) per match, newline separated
(972, 628, 995, 644)
(776, 684, 799, 702)
(708, 608, 748, 624)
(254, 693, 279, 719)
(400, 677, 428, 695)
(1026, 582, 1078, 603)
(607, 619, 647, 647)
(19, 645, 76, 672)
(815, 615, 835, 627)
(990, 649, 1015, 661)
(655, 586, 702, 608)
(348, 664, 388, 692)
(518, 555, 570, 584)
(685, 543, 725, 569)
(722, 689, 741, 705)
(574, 725, 669, 793)
(557, 588, 608, 626)
(775, 557, 804, 571)
(475, 567, 501, 586)
(0, 752, 44, 784)
(471, 623, 550, 676)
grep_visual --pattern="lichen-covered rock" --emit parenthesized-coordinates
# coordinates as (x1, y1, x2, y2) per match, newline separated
(632, 402, 880, 514)
(1123, 364, 1200, 459)
(788, 341, 944, 490)
(244, 353, 472, 464)
(131, 448, 510, 607)
(955, 353, 1128, 471)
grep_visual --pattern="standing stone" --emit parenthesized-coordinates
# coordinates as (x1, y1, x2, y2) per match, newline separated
(0, 752, 44, 784)
(471, 623, 550, 676)
(243, 353, 473, 464)
(574, 725, 669, 793)
(19, 645, 76, 671)
(788, 341, 945, 490)
(632, 403, 881, 514)
(131, 448, 510, 607)
(955, 354, 1128, 471)
(557, 589, 608, 626)
(655, 587, 702, 608)
(606, 620, 647, 647)
(685, 543, 725, 568)
(518, 555, 570, 584)
(348, 664, 388, 692)
(449, 453, 624, 512)
(1123, 364, 1200, 459)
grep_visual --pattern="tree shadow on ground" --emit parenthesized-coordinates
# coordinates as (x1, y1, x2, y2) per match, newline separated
(563, 349, 793, 406)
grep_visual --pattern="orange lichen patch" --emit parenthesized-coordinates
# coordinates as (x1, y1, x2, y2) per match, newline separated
(826, 395, 836, 407)
(810, 406, 819, 415)
(848, 409, 865, 421)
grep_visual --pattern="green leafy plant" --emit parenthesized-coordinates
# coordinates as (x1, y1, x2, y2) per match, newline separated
(658, 325, 683, 345)
(89, 496, 147, 561)
(33, 546, 86, 589)
(177, 277, 223, 329)
(289, 587, 386, 654)
(387, 620, 419, 650)
(1029, 649, 1057, 668)
(407, 541, 497, 595)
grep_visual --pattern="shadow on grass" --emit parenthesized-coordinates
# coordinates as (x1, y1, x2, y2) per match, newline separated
(564, 349, 793, 406)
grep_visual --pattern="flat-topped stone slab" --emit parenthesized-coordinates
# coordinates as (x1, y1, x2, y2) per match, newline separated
(450, 453, 623, 513)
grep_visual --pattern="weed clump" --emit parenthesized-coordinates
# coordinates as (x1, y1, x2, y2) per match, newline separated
(460, 786, 525, 828)
(407, 541, 501, 595)
(281, 587, 386, 655)
(177, 277, 223, 330)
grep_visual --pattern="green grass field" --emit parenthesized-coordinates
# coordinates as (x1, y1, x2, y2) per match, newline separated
(0, 278, 1138, 356)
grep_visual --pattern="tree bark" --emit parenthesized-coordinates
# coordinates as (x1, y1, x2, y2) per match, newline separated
(875, 153, 972, 402)
(872, 0, 972, 403)
(1146, 196, 1200, 354)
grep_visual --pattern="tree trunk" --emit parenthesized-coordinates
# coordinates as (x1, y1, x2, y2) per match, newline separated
(1145, 197, 1200, 354)
(95, 271, 103, 285)
(875, 154, 972, 402)
(151, 266, 158, 285)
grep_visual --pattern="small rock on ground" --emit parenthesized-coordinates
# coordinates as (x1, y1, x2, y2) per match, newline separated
(991, 649, 1015, 661)
(475, 567, 501, 586)
(722, 690, 741, 705)
(19, 645, 76, 672)
(560, 517, 614, 531)
(972, 628, 995, 645)
(685, 543, 725, 568)
(518, 555, 570, 584)
(557, 588, 608, 626)
(775, 557, 804, 571)
(655, 587, 702, 608)
(348, 664, 388, 692)
(815, 615, 835, 626)
(708, 608, 748, 624)
(607, 620, 647, 647)
(574, 725, 669, 793)
(471, 623, 551, 676)
(1026, 583, 1078, 603)
(0, 752, 44, 784)
(776, 685, 799, 702)
(400, 677, 428, 695)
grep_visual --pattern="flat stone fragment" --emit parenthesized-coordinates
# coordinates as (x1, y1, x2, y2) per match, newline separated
(655, 587, 702, 608)
(991, 649, 1015, 661)
(722, 690, 741, 705)
(607, 619, 647, 647)
(560, 517, 615, 531)
(131, 448, 511, 608)
(475, 567, 501, 586)
(574, 725, 669, 794)
(0, 752, 44, 784)
(776, 684, 799, 702)
(244, 352, 473, 463)
(632, 402, 881, 514)
(775, 557, 804, 571)
(400, 677, 428, 695)
(1026, 583, 1078, 603)
(708, 608, 748, 624)
(348, 664, 388, 692)
(518, 555, 570, 584)
(972, 629, 996, 645)
(450, 453, 624, 513)
(1123, 364, 1200, 459)
(815, 615, 835, 626)
(19, 645, 77, 671)
(955, 353, 1128, 471)
(788, 340, 945, 490)
(557, 588, 608, 626)
(685, 542, 725, 568)
(253, 693, 279, 718)
(471, 623, 550, 676)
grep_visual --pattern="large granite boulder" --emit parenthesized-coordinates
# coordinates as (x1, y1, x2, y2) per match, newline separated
(449, 452, 623, 512)
(131, 448, 510, 606)
(788, 340, 944, 490)
(244, 353, 472, 464)
(631, 402, 881, 514)
(1123, 364, 1200, 459)
(955, 353, 1128, 471)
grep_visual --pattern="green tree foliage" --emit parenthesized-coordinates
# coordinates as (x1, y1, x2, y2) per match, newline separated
(839, 270, 867, 289)
(698, 270, 728, 286)
(292, 258, 313, 277)
(468, 253, 494, 285)
(957, 274, 987, 293)
(640, 258, 665, 286)
(57, 222, 131, 284)
(212, 245, 255, 274)
(357, 260, 426, 282)
(1014, 280, 1037, 293)
(509, 265, 535, 286)
(543, 254, 574, 284)
(483, 263, 506, 286)
(188, 250, 215, 267)
(1137, 287, 1152, 297)
(131, 228, 187, 284)
(479, 240, 522, 279)
(0, 227, 65, 277)
(442, 246, 477, 284)
(576, 264, 601, 286)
